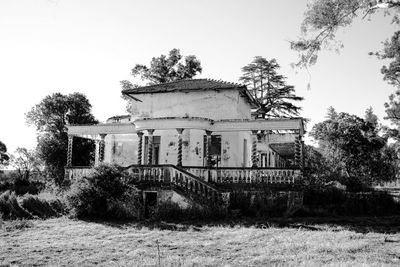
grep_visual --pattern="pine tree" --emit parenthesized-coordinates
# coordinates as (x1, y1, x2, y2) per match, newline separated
(239, 57, 304, 118)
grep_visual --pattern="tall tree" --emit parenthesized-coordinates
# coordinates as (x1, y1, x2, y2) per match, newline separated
(365, 106, 379, 128)
(26, 93, 98, 184)
(120, 48, 202, 90)
(0, 141, 10, 168)
(239, 57, 304, 117)
(291, 0, 400, 68)
(310, 111, 396, 184)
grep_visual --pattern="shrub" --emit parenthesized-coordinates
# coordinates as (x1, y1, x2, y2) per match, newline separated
(0, 191, 33, 220)
(14, 178, 45, 195)
(20, 194, 58, 219)
(302, 187, 400, 216)
(67, 164, 142, 220)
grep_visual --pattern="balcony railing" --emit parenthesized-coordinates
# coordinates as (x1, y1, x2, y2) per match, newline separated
(65, 166, 94, 182)
(65, 165, 302, 185)
(183, 166, 301, 184)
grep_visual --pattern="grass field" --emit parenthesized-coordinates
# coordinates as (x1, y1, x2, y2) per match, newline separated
(1, 217, 400, 266)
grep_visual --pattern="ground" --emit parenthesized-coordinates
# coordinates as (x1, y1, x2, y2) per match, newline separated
(1, 218, 400, 266)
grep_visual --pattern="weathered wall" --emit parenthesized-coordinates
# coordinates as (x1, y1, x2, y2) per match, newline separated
(104, 134, 138, 166)
(104, 129, 254, 167)
(129, 90, 252, 120)
(157, 190, 194, 209)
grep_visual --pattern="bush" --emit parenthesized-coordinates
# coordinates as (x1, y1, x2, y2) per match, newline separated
(20, 195, 59, 219)
(0, 191, 33, 220)
(302, 187, 400, 216)
(0, 190, 67, 220)
(67, 164, 142, 220)
(14, 178, 45, 195)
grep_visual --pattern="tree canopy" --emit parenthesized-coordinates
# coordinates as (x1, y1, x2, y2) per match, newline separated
(26, 93, 98, 184)
(310, 108, 397, 184)
(0, 141, 10, 167)
(239, 57, 304, 118)
(120, 48, 202, 90)
(291, 0, 400, 68)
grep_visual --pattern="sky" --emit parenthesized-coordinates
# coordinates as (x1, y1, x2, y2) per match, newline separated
(0, 0, 399, 153)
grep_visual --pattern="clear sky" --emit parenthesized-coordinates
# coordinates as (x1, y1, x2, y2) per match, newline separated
(0, 0, 398, 153)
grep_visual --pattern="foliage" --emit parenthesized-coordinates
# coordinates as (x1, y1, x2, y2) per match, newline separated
(239, 57, 304, 117)
(0, 191, 33, 220)
(310, 108, 398, 184)
(291, 0, 400, 68)
(121, 48, 202, 88)
(0, 141, 10, 167)
(0, 191, 67, 220)
(26, 93, 97, 184)
(67, 164, 142, 220)
(10, 147, 43, 181)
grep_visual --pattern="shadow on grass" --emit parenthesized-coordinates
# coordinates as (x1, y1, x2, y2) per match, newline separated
(79, 215, 400, 234)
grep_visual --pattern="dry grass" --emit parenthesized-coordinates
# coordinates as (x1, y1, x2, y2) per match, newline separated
(1, 218, 400, 266)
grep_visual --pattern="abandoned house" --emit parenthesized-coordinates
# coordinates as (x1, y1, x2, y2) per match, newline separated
(65, 79, 305, 209)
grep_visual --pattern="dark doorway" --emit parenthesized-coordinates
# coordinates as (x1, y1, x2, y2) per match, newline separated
(144, 191, 158, 218)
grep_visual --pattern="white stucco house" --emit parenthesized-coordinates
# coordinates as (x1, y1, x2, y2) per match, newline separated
(65, 79, 305, 207)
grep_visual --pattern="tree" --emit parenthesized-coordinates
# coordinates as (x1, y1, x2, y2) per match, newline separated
(0, 141, 10, 168)
(120, 48, 202, 90)
(291, 0, 400, 68)
(310, 110, 396, 184)
(10, 147, 43, 181)
(325, 106, 338, 120)
(26, 93, 98, 184)
(239, 57, 304, 117)
(365, 106, 379, 128)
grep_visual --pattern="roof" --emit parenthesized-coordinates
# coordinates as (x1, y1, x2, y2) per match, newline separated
(121, 79, 244, 94)
(269, 142, 295, 158)
(121, 78, 259, 108)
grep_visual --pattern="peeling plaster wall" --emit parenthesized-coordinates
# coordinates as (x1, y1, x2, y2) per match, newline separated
(129, 90, 252, 120)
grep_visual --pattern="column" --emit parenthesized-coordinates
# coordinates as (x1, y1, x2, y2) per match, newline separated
(251, 130, 258, 167)
(99, 134, 106, 163)
(137, 131, 144, 165)
(294, 135, 302, 168)
(94, 139, 100, 166)
(66, 135, 73, 167)
(176, 128, 184, 166)
(147, 129, 154, 165)
(205, 130, 212, 167)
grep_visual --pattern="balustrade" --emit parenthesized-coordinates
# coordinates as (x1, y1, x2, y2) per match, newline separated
(184, 167, 301, 184)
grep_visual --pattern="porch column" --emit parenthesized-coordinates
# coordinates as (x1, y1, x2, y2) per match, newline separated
(294, 135, 303, 169)
(99, 134, 106, 163)
(251, 130, 258, 167)
(66, 135, 73, 167)
(176, 128, 184, 167)
(147, 129, 154, 165)
(205, 130, 212, 167)
(137, 131, 144, 165)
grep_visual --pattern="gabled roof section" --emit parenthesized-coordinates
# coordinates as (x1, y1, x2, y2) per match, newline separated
(121, 78, 259, 108)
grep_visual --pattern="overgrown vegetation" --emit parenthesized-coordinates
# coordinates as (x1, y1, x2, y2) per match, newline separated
(0, 191, 68, 220)
(67, 164, 142, 220)
(305, 107, 400, 187)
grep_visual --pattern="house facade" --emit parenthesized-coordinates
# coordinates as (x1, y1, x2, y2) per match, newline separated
(65, 79, 305, 208)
